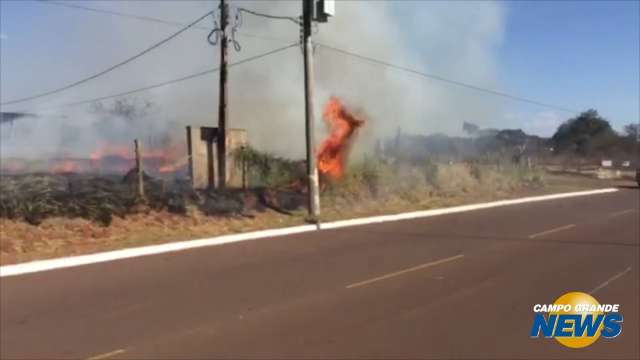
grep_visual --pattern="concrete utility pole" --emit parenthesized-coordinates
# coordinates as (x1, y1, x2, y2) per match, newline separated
(217, 0, 229, 189)
(302, 0, 320, 220)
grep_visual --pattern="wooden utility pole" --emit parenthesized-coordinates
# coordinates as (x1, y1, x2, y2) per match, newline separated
(302, 0, 320, 220)
(217, 0, 229, 189)
(134, 139, 145, 199)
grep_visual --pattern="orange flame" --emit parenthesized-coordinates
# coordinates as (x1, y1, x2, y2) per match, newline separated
(88, 142, 185, 174)
(317, 96, 365, 180)
(1, 160, 27, 174)
(4, 143, 186, 174)
(158, 165, 177, 173)
(51, 160, 79, 173)
(158, 155, 189, 173)
(90, 144, 131, 162)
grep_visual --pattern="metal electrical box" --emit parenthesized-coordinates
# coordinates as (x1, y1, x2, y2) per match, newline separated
(314, 0, 335, 22)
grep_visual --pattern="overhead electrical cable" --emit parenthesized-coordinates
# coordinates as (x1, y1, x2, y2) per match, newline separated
(317, 43, 580, 114)
(37, 1, 294, 43)
(12, 2, 580, 116)
(17, 43, 298, 112)
(1, 9, 214, 106)
(38, 0, 210, 29)
(237, 7, 301, 25)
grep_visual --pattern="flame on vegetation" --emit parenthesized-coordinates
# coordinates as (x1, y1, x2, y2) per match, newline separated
(89, 142, 186, 173)
(51, 160, 79, 174)
(90, 144, 131, 163)
(317, 96, 365, 180)
(0, 140, 187, 175)
(30, 143, 187, 174)
(0, 160, 27, 174)
(158, 155, 189, 174)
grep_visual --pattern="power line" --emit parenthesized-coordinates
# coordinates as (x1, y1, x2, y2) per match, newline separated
(1, 9, 215, 106)
(21, 43, 298, 112)
(317, 43, 580, 114)
(238, 7, 301, 25)
(236, 31, 295, 43)
(38, 0, 209, 29)
(37, 0, 294, 44)
(8, 4, 580, 116)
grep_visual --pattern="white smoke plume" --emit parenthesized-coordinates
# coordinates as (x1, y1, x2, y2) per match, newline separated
(0, 0, 506, 161)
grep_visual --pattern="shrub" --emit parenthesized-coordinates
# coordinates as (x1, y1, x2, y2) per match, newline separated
(359, 157, 381, 196)
(469, 162, 482, 182)
(234, 146, 302, 188)
(435, 163, 477, 192)
(423, 157, 439, 186)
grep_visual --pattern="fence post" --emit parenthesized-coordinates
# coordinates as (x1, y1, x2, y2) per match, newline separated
(241, 147, 248, 191)
(134, 139, 145, 199)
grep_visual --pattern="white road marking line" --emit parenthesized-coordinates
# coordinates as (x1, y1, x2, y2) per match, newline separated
(0, 225, 318, 277)
(346, 254, 464, 289)
(319, 188, 617, 230)
(528, 224, 576, 239)
(87, 349, 126, 360)
(0, 188, 617, 277)
(608, 209, 636, 218)
(590, 267, 632, 295)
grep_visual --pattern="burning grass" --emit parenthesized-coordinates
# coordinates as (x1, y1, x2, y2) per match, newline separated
(1, 97, 624, 265)
(0, 162, 615, 265)
(0, 141, 619, 265)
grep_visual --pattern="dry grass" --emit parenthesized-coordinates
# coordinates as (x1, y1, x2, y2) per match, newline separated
(0, 209, 302, 264)
(0, 167, 625, 265)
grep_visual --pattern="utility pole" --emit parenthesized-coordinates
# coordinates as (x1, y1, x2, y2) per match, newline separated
(217, 0, 229, 189)
(302, 0, 320, 220)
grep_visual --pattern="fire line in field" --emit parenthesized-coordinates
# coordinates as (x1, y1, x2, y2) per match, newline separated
(42, 143, 187, 174)
(317, 96, 365, 180)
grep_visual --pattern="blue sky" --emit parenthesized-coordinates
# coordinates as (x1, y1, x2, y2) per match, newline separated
(498, 0, 639, 134)
(1, 0, 638, 140)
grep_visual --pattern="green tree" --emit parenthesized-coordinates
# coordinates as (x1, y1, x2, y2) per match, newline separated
(462, 122, 480, 136)
(551, 109, 616, 155)
(623, 123, 639, 140)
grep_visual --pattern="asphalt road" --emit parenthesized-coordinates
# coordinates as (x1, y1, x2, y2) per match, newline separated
(1, 187, 638, 359)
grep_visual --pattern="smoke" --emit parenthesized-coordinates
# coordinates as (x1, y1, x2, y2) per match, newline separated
(0, 0, 506, 161)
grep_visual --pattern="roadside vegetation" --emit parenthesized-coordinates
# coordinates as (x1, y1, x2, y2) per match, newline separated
(0, 151, 617, 265)
(2, 108, 637, 264)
